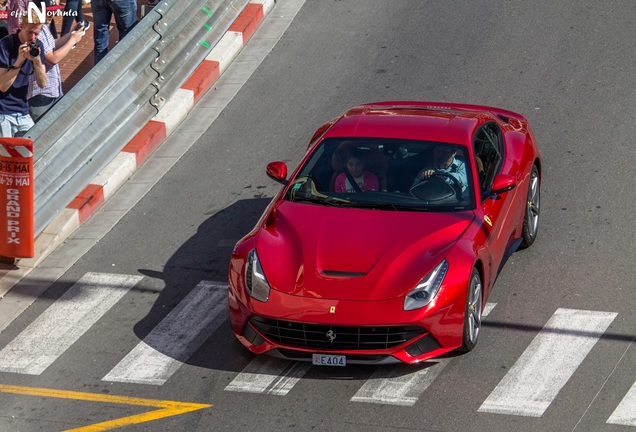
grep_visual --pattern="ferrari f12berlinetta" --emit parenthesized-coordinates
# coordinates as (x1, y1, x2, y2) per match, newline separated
(228, 101, 541, 365)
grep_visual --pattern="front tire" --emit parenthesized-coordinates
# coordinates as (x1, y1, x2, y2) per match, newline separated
(460, 268, 483, 352)
(520, 165, 540, 248)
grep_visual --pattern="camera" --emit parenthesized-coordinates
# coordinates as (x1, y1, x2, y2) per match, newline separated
(28, 42, 40, 57)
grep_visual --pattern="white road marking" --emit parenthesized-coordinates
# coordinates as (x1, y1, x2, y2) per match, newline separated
(103, 281, 227, 385)
(607, 379, 636, 426)
(351, 360, 448, 406)
(225, 356, 311, 395)
(478, 308, 617, 417)
(0, 272, 142, 375)
(350, 302, 496, 406)
(483, 302, 496, 316)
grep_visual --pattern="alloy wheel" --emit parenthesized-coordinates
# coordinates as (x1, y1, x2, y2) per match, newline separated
(467, 272, 483, 345)
(526, 170, 540, 238)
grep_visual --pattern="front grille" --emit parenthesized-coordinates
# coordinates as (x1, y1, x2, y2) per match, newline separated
(249, 316, 424, 351)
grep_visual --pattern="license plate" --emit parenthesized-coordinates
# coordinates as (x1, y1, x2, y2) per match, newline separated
(312, 353, 346, 366)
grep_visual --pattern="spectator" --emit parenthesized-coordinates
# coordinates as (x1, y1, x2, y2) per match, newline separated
(0, 13, 46, 137)
(91, 0, 137, 64)
(28, 21, 84, 121)
(7, 0, 28, 35)
(0, 0, 8, 38)
(61, 0, 90, 37)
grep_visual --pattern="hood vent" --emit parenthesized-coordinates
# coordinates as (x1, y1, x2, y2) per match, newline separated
(321, 270, 366, 278)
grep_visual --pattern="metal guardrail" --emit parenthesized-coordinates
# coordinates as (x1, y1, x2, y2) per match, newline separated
(26, 0, 250, 236)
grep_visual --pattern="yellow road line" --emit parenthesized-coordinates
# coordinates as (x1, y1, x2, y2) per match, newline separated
(0, 384, 212, 431)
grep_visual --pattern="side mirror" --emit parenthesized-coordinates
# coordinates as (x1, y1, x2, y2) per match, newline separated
(490, 174, 516, 195)
(266, 161, 288, 184)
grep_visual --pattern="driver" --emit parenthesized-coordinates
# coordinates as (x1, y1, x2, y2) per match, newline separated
(412, 145, 467, 193)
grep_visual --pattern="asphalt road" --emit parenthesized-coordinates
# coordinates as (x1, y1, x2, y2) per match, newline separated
(1, 0, 636, 431)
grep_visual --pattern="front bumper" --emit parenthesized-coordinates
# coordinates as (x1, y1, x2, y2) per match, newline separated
(228, 272, 466, 364)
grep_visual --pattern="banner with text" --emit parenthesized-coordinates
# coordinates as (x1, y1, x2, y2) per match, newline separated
(0, 138, 34, 258)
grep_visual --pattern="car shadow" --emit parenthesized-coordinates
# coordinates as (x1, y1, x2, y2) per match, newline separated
(130, 196, 449, 380)
(133, 197, 271, 373)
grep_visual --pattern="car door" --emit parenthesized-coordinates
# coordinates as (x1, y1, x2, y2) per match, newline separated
(473, 123, 517, 288)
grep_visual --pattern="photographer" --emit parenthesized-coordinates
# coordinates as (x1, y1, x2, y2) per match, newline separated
(0, 13, 47, 137)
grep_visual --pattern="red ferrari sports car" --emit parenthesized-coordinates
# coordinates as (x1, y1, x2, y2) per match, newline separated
(228, 101, 541, 365)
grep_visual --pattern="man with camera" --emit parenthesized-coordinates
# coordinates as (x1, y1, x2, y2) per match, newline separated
(0, 13, 47, 137)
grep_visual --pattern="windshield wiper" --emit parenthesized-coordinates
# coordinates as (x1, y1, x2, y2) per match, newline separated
(378, 203, 430, 211)
(290, 196, 343, 207)
(342, 201, 430, 212)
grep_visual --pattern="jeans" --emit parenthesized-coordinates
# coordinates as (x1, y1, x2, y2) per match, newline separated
(91, 0, 137, 64)
(61, 0, 85, 36)
(0, 113, 35, 138)
(28, 95, 61, 123)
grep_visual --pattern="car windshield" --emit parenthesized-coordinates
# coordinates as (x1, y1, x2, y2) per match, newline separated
(284, 138, 476, 211)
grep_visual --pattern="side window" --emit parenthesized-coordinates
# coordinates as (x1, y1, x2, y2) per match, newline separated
(473, 123, 503, 194)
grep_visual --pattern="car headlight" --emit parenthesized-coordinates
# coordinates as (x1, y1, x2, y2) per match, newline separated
(404, 260, 448, 311)
(245, 249, 270, 302)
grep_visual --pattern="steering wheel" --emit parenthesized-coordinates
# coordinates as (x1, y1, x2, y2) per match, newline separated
(430, 172, 463, 199)
(410, 172, 463, 201)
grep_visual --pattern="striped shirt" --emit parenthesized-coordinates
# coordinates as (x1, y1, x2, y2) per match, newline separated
(28, 23, 62, 99)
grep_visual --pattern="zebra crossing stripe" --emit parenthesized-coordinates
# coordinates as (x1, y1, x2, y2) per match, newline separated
(351, 360, 448, 406)
(351, 302, 497, 406)
(483, 302, 496, 316)
(225, 356, 311, 395)
(607, 379, 636, 426)
(478, 308, 617, 417)
(0, 273, 142, 375)
(103, 281, 227, 385)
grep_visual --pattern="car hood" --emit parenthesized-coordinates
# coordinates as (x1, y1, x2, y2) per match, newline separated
(256, 201, 474, 301)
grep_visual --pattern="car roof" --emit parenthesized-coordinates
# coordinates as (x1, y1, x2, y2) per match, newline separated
(324, 102, 495, 147)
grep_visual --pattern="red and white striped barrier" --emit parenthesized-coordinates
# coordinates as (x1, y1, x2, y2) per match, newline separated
(29, 0, 276, 263)
(0, 138, 35, 259)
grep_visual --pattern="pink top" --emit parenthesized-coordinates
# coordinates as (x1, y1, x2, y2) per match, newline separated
(334, 171, 379, 193)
